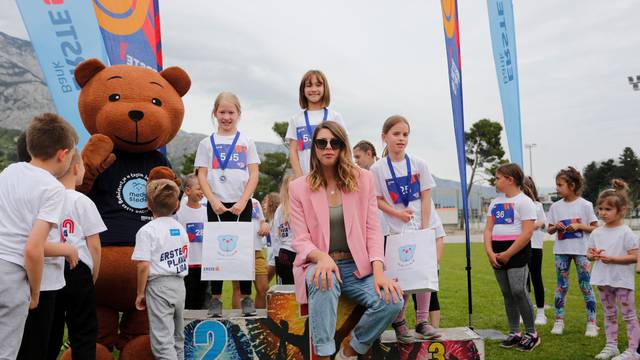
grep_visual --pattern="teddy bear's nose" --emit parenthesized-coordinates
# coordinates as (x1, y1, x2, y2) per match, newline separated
(128, 110, 144, 122)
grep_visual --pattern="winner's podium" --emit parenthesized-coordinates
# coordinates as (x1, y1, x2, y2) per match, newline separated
(183, 285, 484, 359)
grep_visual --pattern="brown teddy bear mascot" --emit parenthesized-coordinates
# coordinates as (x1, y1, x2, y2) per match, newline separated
(63, 58, 190, 360)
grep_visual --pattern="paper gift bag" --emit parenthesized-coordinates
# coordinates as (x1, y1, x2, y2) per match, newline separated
(384, 227, 438, 293)
(201, 220, 255, 281)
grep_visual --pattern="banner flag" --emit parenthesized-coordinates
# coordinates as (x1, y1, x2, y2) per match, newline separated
(92, 0, 163, 71)
(487, 0, 523, 166)
(16, 0, 109, 148)
(440, 0, 473, 325)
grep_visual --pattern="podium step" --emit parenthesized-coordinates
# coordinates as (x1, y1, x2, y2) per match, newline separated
(182, 285, 484, 359)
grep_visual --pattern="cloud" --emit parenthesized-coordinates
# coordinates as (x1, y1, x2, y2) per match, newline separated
(1, 0, 639, 187)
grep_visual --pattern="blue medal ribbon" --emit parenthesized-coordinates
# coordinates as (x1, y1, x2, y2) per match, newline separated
(303, 108, 328, 141)
(210, 132, 241, 180)
(387, 154, 412, 207)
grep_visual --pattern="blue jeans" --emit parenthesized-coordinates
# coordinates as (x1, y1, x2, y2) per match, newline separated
(306, 260, 403, 356)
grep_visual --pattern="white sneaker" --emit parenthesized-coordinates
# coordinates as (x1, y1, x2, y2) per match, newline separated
(611, 350, 639, 360)
(585, 323, 599, 337)
(334, 346, 357, 360)
(550, 320, 564, 335)
(535, 311, 547, 326)
(595, 345, 620, 359)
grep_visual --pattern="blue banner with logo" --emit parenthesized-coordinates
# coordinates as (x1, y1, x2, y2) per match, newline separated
(440, 0, 473, 324)
(487, 0, 523, 166)
(16, 0, 109, 148)
(92, 0, 162, 71)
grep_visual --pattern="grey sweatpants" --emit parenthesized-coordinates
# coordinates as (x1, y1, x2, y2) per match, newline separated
(0, 259, 30, 360)
(494, 265, 536, 334)
(146, 276, 185, 360)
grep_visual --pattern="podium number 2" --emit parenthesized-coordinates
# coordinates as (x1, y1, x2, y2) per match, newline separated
(194, 320, 227, 360)
(428, 342, 445, 360)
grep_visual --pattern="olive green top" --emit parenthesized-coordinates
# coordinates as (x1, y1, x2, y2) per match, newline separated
(328, 205, 349, 253)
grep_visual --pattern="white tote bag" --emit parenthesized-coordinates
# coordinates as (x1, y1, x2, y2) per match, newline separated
(384, 222, 438, 293)
(201, 216, 255, 281)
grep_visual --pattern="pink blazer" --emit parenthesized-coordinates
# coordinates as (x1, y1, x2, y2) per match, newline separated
(288, 169, 384, 304)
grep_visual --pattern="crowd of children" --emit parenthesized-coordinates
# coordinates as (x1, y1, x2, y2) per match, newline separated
(1, 68, 639, 360)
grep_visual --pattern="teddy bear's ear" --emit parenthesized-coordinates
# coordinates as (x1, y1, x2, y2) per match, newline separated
(74, 59, 106, 88)
(160, 66, 191, 97)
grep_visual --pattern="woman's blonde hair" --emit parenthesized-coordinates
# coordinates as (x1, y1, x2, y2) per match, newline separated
(279, 175, 294, 220)
(307, 121, 359, 193)
(381, 115, 411, 157)
(299, 70, 330, 109)
(212, 91, 241, 117)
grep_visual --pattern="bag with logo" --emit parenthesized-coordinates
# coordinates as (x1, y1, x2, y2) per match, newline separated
(201, 215, 255, 281)
(384, 220, 438, 293)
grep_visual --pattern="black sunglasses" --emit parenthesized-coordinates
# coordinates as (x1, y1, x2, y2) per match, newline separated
(314, 138, 344, 150)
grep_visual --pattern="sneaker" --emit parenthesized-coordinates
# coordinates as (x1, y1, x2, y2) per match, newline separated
(334, 346, 357, 360)
(415, 322, 442, 340)
(535, 310, 547, 326)
(241, 297, 256, 316)
(550, 320, 564, 335)
(612, 350, 639, 360)
(207, 298, 223, 318)
(392, 320, 413, 344)
(500, 333, 522, 349)
(595, 345, 620, 359)
(586, 323, 599, 337)
(517, 333, 541, 352)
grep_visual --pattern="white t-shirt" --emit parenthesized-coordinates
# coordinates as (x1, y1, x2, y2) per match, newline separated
(194, 132, 261, 203)
(132, 217, 189, 278)
(547, 197, 598, 255)
(174, 202, 207, 266)
(531, 201, 547, 249)
(43, 227, 65, 291)
(285, 108, 346, 175)
(0, 162, 65, 267)
(59, 190, 107, 272)
(487, 192, 537, 241)
(251, 198, 266, 250)
(271, 205, 294, 253)
(370, 154, 440, 234)
(588, 225, 639, 290)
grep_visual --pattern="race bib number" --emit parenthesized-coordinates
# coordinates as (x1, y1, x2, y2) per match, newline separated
(492, 203, 515, 225)
(211, 144, 248, 170)
(385, 174, 421, 205)
(558, 218, 583, 240)
(296, 125, 315, 151)
(186, 223, 204, 243)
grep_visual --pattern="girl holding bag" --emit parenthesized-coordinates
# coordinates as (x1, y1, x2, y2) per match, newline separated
(370, 115, 443, 343)
(289, 121, 403, 360)
(194, 92, 261, 317)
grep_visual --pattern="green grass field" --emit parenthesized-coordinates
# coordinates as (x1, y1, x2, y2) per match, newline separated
(408, 241, 639, 360)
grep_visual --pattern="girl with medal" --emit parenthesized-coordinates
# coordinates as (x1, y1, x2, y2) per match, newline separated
(370, 115, 443, 343)
(286, 70, 348, 178)
(194, 92, 261, 317)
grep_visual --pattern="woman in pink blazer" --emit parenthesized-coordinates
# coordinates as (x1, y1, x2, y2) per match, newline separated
(289, 121, 403, 360)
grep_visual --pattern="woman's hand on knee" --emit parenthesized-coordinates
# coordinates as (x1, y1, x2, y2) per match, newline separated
(312, 253, 341, 291)
(374, 274, 403, 304)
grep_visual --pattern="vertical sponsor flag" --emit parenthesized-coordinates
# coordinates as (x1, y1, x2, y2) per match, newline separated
(487, 0, 523, 166)
(16, 0, 109, 148)
(92, 0, 163, 71)
(440, 0, 473, 325)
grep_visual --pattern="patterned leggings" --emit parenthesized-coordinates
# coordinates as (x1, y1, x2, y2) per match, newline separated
(554, 255, 597, 322)
(597, 286, 640, 352)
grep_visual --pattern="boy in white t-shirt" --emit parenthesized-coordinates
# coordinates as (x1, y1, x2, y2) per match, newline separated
(175, 173, 208, 310)
(0, 114, 77, 360)
(133, 180, 189, 359)
(47, 152, 107, 360)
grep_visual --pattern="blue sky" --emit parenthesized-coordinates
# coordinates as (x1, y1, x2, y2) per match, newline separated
(1, 0, 639, 187)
